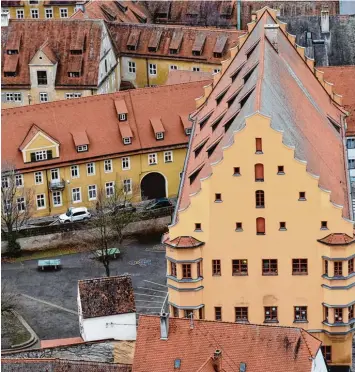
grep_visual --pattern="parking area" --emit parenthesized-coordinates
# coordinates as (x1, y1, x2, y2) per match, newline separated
(1, 236, 167, 341)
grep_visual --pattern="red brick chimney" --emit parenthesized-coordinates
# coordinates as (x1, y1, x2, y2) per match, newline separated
(212, 349, 222, 372)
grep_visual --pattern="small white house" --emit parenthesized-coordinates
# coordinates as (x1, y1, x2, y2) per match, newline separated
(77, 275, 136, 342)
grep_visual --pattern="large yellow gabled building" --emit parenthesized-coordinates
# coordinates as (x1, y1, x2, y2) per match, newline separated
(1, 81, 207, 217)
(164, 7, 354, 369)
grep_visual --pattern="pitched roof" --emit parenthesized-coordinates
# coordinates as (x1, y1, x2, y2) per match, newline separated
(107, 23, 245, 64)
(1, 81, 206, 172)
(165, 236, 205, 248)
(175, 8, 350, 221)
(19, 124, 59, 151)
(78, 275, 136, 319)
(165, 70, 212, 86)
(1, 358, 132, 372)
(319, 66, 355, 136)
(132, 315, 322, 372)
(318, 233, 355, 246)
(1, 19, 107, 88)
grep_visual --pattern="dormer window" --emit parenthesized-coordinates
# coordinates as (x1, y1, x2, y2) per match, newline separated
(7, 50, 18, 55)
(156, 132, 164, 140)
(4, 72, 17, 77)
(169, 48, 178, 55)
(123, 137, 132, 145)
(119, 113, 127, 121)
(70, 49, 82, 55)
(77, 145, 88, 152)
(68, 72, 80, 78)
(37, 71, 47, 85)
(185, 128, 192, 136)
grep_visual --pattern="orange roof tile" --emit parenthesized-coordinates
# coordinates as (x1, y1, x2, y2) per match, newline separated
(165, 236, 204, 248)
(3, 54, 19, 73)
(2, 82, 206, 172)
(72, 131, 89, 147)
(150, 118, 165, 134)
(132, 315, 321, 372)
(318, 233, 355, 245)
(67, 54, 83, 73)
(174, 8, 350, 221)
(180, 114, 192, 130)
(166, 70, 213, 86)
(40, 337, 83, 349)
(115, 99, 128, 115)
(118, 121, 133, 139)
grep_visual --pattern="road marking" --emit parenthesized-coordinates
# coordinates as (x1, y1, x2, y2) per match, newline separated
(134, 293, 166, 298)
(21, 294, 77, 315)
(143, 280, 167, 288)
(137, 287, 167, 294)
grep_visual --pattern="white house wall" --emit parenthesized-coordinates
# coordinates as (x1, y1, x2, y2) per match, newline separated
(311, 350, 328, 372)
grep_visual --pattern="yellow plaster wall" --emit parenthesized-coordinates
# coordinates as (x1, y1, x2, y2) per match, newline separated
(6, 3, 76, 19)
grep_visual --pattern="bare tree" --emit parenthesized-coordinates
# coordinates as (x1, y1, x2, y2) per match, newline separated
(1, 281, 18, 314)
(88, 181, 139, 277)
(1, 163, 34, 256)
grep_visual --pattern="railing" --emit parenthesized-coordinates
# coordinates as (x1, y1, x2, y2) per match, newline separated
(49, 179, 66, 191)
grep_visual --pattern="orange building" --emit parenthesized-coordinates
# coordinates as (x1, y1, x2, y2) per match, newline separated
(164, 7, 354, 369)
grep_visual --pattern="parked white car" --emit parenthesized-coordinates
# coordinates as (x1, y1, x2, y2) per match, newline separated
(59, 207, 91, 223)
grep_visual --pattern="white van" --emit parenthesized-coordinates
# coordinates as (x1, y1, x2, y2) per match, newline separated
(59, 207, 91, 223)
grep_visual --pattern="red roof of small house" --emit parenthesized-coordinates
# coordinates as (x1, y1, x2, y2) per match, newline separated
(175, 8, 350, 221)
(2, 81, 206, 173)
(132, 315, 322, 372)
(165, 236, 204, 248)
(165, 70, 213, 86)
(318, 233, 355, 246)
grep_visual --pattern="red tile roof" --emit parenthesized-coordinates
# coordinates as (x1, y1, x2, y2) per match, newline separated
(40, 337, 84, 349)
(165, 70, 213, 86)
(165, 236, 204, 248)
(320, 66, 355, 136)
(72, 131, 89, 147)
(107, 23, 245, 64)
(1, 81, 206, 173)
(132, 315, 322, 372)
(78, 275, 136, 319)
(175, 8, 350, 221)
(1, 19, 108, 89)
(318, 233, 355, 246)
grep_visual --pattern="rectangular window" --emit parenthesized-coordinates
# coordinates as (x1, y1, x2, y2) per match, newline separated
(35, 150, 48, 161)
(324, 260, 328, 276)
(294, 306, 307, 322)
(195, 223, 202, 231)
(197, 262, 202, 277)
(212, 259, 221, 276)
(292, 259, 308, 275)
(148, 153, 158, 165)
(37, 71, 47, 85)
(170, 65, 178, 70)
(199, 307, 204, 320)
(348, 159, 355, 169)
(347, 138, 355, 149)
(215, 307, 222, 321)
(233, 167, 241, 176)
(123, 179, 132, 194)
(68, 72, 80, 78)
(52, 191, 62, 206)
(334, 308, 343, 323)
(172, 306, 179, 317)
(149, 63, 157, 75)
(334, 261, 343, 276)
(17, 197, 25, 212)
(232, 259, 248, 275)
(321, 346, 332, 363)
(348, 259, 354, 274)
(264, 306, 278, 322)
(65, 93, 82, 99)
(39, 93, 48, 103)
(119, 113, 127, 121)
(88, 185, 97, 200)
(184, 310, 194, 319)
(71, 165, 79, 178)
(349, 305, 354, 320)
(122, 157, 130, 170)
(72, 187, 81, 203)
(213, 68, 221, 74)
(192, 67, 200, 72)
(7, 92, 21, 102)
(2, 177, 9, 189)
(123, 137, 132, 145)
(50, 168, 59, 181)
(182, 264, 191, 279)
(324, 306, 329, 322)
(235, 307, 248, 322)
(255, 190, 264, 208)
(279, 222, 286, 230)
(215, 193, 222, 202)
(156, 132, 164, 140)
(255, 138, 262, 153)
(128, 61, 136, 74)
(104, 159, 113, 173)
(31, 9, 39, 18)
(86, 162, 95, 176)
(299, 192, 306, 200)
(262, 259, 278, 275)
(235, 222, 243, 231)
(170, 262, 177, 277)
(15, 174, 23, 187)
(34, 171, 43, 184)
(321, 221, 328, 230)
(60, 8, 68, 18)
(277, 166, 284, 174)
(164, 151, 173, 163)
(36, 194, 46, 209)
(16, 9, 24, 19)
(45, 8, 53, 18)
(105, 182, 114, 197)
(77, 145, 88, 152)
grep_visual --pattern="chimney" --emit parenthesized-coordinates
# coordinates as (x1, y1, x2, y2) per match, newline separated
(321, 9, 330, 33)
(212, 349, 222, 372)
(264, 24, 280, 51)
(160, 312, 169, 340)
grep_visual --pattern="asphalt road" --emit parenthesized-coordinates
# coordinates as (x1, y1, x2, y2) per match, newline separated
(1, 236, 167, 341)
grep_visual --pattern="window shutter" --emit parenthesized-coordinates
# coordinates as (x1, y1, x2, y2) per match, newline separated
(256, 138, 262, 152)
(255, 164, 264, 181)
(47, 150, 53, 159)
(30, 153, 36, 162)
(256, 217, 265, 234)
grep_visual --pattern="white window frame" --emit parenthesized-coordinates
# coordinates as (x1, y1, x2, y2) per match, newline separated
(34, 171, 43, 185)
(15, 174, 24, 187)
(192, 67, 200, 72)
(88, 185, 97, 201)
(35, 150, 48, 161)
(6, 92, 22, 103)
(86, 162, 95, 176)
(123, 137, 132, 145)
(104, 159, 113, 173)
(164, 151, 173, 163)
(122, 157, 130, 170)
(71, 165, 80, 179)
(105, 182, 115, 198)
(119, 113, 127, 121)
(156, 132, 164, 140)
(50, 168, 59, 181)
(128, 61, 136, 74)
(60, 7, 68, 18)
(13, 93, 22, 102)
(170, 65, 178, 70)
(65, 92, 82, 99)
(30, 8, 39, 18)
(2, 177, 9, 189)
(149, 63, 157, 76)
(148, 153, 158, 165)
(45, 7, 53, 18)
(17, 197, 26, 212)
(36, 194, 46, 210)
(72, 187, 81, 203)
(77, 145, 88, 152)
(16, 9, 24, 19)
(123, 179, 132, 194)
(52, 191, 62, 207)
(39, 92, 48, 102)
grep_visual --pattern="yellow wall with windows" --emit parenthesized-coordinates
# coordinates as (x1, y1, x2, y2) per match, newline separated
(21, 148, 187, 218)
(166, 113, 355, 366)
(5, 3, 76, 20)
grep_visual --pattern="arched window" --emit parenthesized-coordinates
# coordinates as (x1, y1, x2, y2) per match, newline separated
(256, 217, 265, 235)
(255, 163, 264, 181)
(255, 190, 265, 208)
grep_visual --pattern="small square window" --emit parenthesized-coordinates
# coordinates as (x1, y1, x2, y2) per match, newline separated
(60, 8, 68, 18)
(170, 65, 178, 70)
(185, 128, 192, 136)
(195, 223, 202, 231)
(279, 222, 286, 230)
(299, 192, 306, 201)
(39, 92, 48, 102)
(215, 193, 222, 202)
(156, 132, 164, 140)
(119, 113, 127, 121)
(192, 67, 200, 72)
(215, 307, 222, 321)
(236, 222, 243, 231)
(123, 137, 132, 145)
(277, 166, 284, 174)
(233, 167, 241, 176)
(321, 221, 328, 230)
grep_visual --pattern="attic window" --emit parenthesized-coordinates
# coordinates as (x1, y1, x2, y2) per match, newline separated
(214, 35, 228, 58)
(240, 88, 255, 109)
(119, 113, 127, 121)
(169, 31, 183, 54)
(185, 128, 192, 136)
(207, 138, 222, 158)
(211, 114, 225, 132)
(230, 64, 244, 83)
(199, 111, 213, 129)
(156, 132, 164, 140)
(192, 33, 206, 56)
(216, 85, 230, 105)
(4, 72, 16, 77)
(328, 117, 341, 133)
(246, 40, 260, 59)
(243, 64, 258, 84)
(77, 145, 88, 152)
(68, 72, 80, 78)
(70, 49, 82, 55)
(189, 165, 203, 185)
(7, 50, 18, 55)
(227, 88, 241, 108)
(123, 137, 132, 145)
(194, 138, 208, 158)
(224, 111, 240, 133)
(127, 29, 141, 51)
